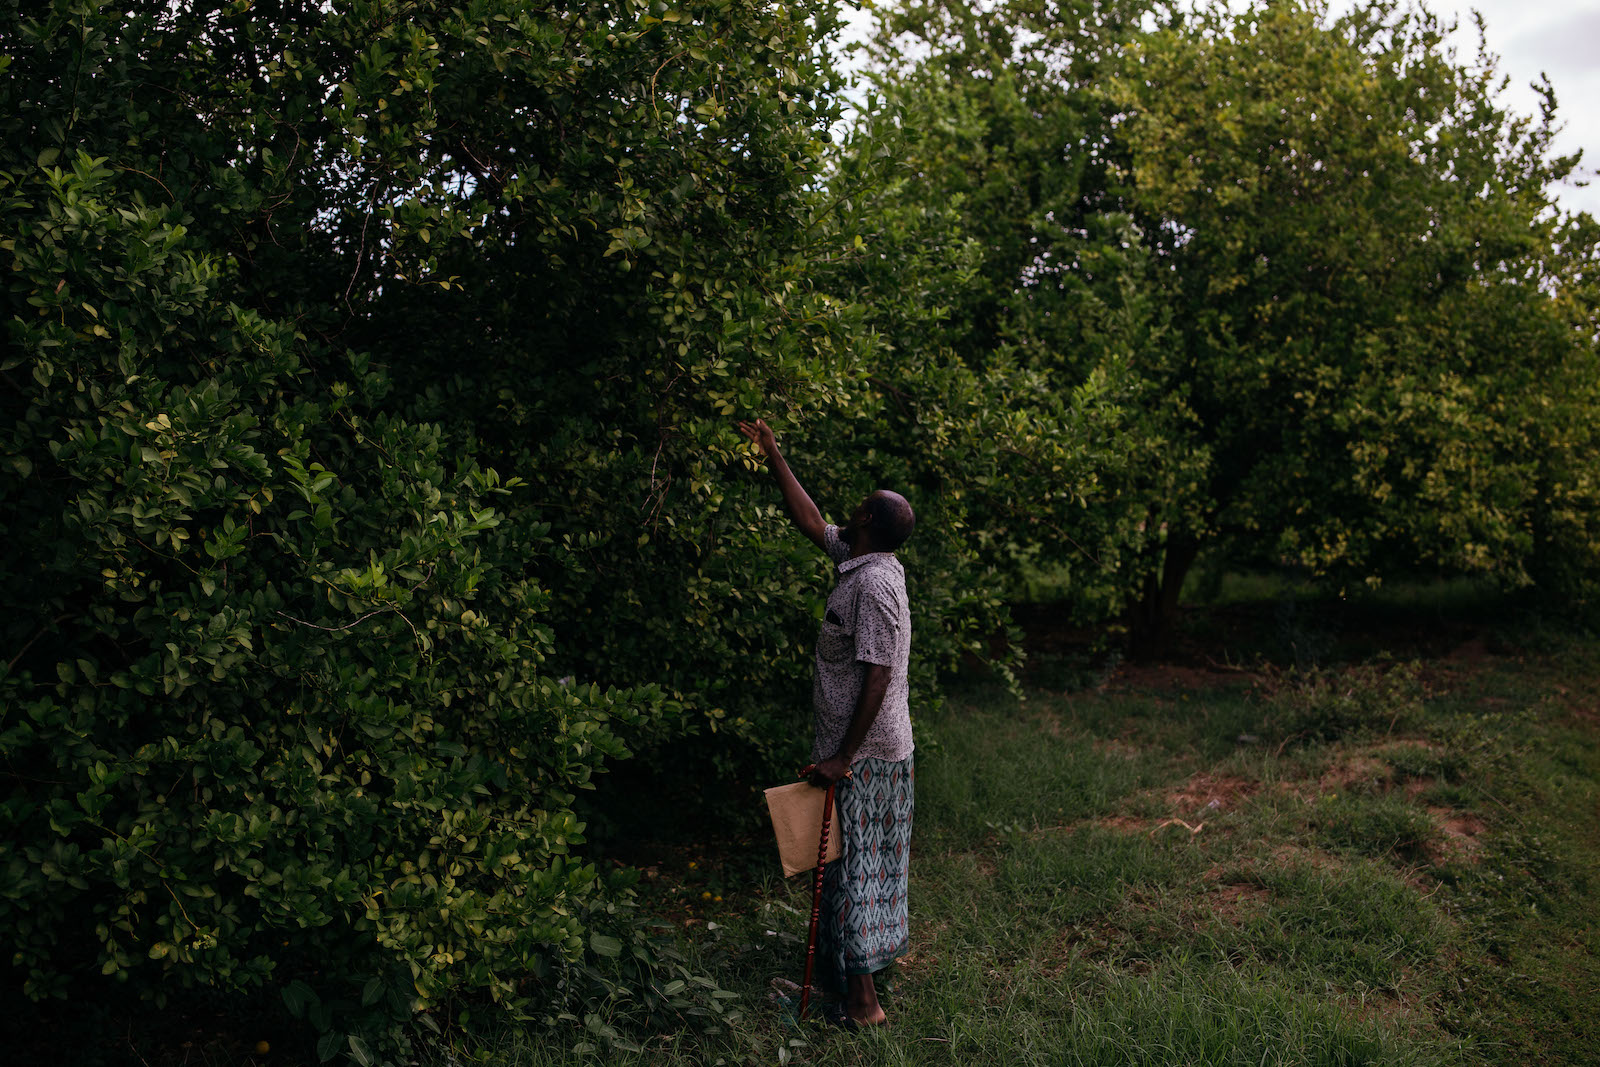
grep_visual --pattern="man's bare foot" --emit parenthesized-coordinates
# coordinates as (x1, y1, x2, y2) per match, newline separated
(838, 973, 889, 1027)
(848, 1004, 889, 1026)
(824, 1002, 888, 1029)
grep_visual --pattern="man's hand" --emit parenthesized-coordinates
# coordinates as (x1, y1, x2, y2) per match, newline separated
(736, 416, 827, 550)
(737, 418, 778, 460)
(809, 755, 852, 787)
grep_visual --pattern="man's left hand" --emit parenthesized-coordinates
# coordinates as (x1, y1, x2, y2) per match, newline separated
(809, 755, 851, 787)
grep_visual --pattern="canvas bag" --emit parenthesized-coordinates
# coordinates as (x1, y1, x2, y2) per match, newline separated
(763, 780, 842, 877)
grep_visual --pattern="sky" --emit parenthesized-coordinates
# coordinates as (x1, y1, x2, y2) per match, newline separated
(837, 1, 1600, 219)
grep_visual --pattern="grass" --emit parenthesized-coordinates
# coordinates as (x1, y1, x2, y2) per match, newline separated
(459, 626, 1600, 1067)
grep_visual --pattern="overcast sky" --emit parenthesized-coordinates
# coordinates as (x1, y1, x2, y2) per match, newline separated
(838, 1, 1599, 218)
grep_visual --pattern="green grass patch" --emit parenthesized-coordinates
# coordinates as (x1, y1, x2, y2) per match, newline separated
(446, 635, 1600, 1067)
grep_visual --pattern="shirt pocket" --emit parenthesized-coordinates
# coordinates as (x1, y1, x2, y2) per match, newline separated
(817, 617, 855, 664)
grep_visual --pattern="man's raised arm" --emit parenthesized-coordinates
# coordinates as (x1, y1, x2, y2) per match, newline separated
(737, 418, 828, 551)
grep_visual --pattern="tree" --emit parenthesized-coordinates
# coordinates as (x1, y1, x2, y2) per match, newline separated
(4, 0, 1068, 1054)
(840, 0, 1211, 641)
(0, 0, 883, 1056)
(1110, 1, 1597, 617)
(849, 0, 1600, 648)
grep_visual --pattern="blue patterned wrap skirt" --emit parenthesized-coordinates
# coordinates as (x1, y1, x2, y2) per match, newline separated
(816, 754, 913, 992)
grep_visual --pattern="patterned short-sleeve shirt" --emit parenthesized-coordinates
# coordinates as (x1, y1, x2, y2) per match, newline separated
(812, 524, 914, 764)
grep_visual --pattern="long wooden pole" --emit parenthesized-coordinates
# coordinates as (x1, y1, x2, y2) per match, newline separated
(798, 778, 836, 1022)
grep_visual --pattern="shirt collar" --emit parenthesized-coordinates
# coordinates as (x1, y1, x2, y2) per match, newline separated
(837, 551, 898, 575)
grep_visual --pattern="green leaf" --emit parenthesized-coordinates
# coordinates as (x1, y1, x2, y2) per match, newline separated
(589, 932, 623, 958)
(282, 979, 318, 1017)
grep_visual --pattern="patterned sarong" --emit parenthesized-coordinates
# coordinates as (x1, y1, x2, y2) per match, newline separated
(816, 755, 913, 992)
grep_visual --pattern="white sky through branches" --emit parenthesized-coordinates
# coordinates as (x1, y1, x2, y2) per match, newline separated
(837, 1, 1599, 218)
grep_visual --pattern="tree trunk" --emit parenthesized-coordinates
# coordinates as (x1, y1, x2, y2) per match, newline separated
(1128, 538, 1200, 660)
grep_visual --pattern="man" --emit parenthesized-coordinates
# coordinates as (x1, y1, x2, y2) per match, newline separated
(737, 417, 915, 1029)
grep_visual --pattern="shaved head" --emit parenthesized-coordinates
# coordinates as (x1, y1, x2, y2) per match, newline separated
(865, 490, 915, 552)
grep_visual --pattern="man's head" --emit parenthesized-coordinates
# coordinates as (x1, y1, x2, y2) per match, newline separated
(839, 490, 916, 553)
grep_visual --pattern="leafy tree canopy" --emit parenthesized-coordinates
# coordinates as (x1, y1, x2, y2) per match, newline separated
(845, 0, 1600, 644)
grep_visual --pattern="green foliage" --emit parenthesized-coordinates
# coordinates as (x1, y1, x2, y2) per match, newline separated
(0, 0, 783, 1056)
(840, 0, 1217, 637)
(6, 0, 1600, 1057)
(1109, 1, 1597, 587)
(0, 0, 1030, 1055)
(0, 134, 679, 1050)
(300, 0, 1034, 808)
(848, 0, 1600, 642)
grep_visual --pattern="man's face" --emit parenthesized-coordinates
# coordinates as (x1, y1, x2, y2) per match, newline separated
(838, 497, 873, 547)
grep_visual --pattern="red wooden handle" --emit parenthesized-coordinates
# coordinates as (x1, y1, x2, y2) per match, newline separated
(798, 779, 836, 1021)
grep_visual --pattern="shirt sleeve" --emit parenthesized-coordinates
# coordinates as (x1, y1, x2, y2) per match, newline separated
(822, 524, 851, 565)
(854, 575, 903, 667)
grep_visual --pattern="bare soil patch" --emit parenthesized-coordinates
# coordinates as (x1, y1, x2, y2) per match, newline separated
(1165, 772, 1260, 814)
(1197, 863, 1274, 923)
(1300, 740, 1447, 798)
(1547, 680, 1600, 728)
(1319, 755, 1392, 793)
(1098, 814, 1150, 834)
(1210, 881, 1271, 918)
(1427, 808, 1488, 864)
(1343, 988, 1429, 1030)
(1403, 776, 1438, 798)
